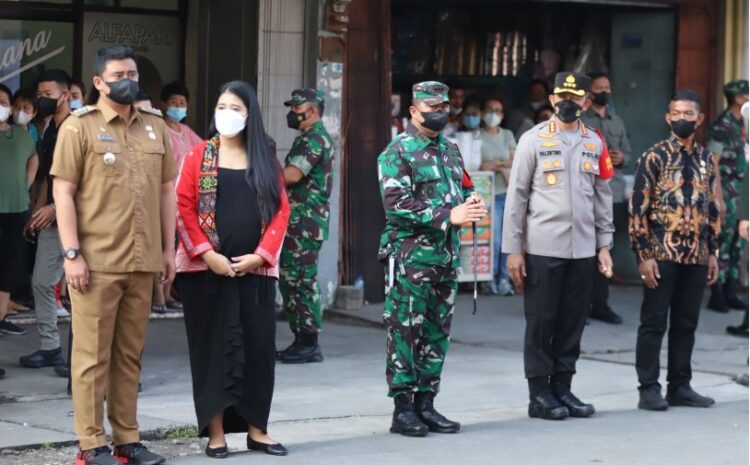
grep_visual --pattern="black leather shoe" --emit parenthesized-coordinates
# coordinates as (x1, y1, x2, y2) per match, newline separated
(205, 445, 229, 459)
(113, 442, 165, 465)
(555, 391, 595, 418)
(247, 436, 288, 456)
(278, 344, 323, 364)
(726, 323, 749, 337)
(19, 348, 64, 368)
(589, 306, 623, 325)
(707, 284, 729, 312)
(54, 363, 70, 378)
(638, 387, 668, 411)
(415, 392, 460, 433)
(528, 392, 569, 420)
(666, 384, 715, 408)
(390, 395, 428, 437)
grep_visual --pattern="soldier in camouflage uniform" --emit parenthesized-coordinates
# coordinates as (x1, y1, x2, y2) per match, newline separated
(378, 81, 487, 437)
(707, 79, 749, 312)
(277, 89, 334, 364)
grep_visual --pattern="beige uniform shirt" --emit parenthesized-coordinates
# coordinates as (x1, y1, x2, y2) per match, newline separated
(50, 100, 178, 273)
(502, 119, 614, 259)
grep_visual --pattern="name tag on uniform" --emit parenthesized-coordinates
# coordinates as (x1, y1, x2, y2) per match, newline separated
(98, 134, 116, 142)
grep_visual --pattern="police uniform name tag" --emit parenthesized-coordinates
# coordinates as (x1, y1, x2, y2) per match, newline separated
(98, 134, 116, 142)
(103, 152, 117, 166)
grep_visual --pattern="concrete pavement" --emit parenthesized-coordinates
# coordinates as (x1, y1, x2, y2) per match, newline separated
(0, 284, 747, 464)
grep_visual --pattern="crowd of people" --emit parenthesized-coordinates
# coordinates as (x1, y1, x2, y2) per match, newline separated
(0, 41, 746, 464)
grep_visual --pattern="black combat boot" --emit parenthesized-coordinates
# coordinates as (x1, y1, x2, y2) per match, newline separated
(724, 278, 748, 310)
(414, 392, 460, 433)
(551, 373, 595, 418)
(707, 283, 729, 312)
(528, 376, 568, 420)
(278, 332, 323, 364)
(390, 394, 428, 437)
(276, 333, 302, 361)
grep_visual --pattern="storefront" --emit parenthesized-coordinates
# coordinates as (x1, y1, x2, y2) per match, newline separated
(0, 0, 185, 105)
(343, 0, 723, 301)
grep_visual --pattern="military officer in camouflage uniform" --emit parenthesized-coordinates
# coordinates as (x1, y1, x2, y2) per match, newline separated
(378, 81, 487, 437)
(278, 89, 334, 364)
(504, 72, 614, 421)
(707, 79, 749, 312)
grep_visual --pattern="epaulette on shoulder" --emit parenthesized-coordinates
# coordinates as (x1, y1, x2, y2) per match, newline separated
(71, 105, 98, 117)
(138, 107, 163, 117)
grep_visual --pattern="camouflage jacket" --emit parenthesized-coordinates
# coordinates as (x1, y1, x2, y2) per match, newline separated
(378, 123, 472, 269)
(707, 110, 748, 199)
(285, 120, 334, 241)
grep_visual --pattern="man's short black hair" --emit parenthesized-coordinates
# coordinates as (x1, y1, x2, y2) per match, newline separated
(669, 89, 701, 111)
(93, 45, 136, 76)
(588, 71, 610, 83)
(0, 84, 12, 103)
(38, 69, 71, 89)
(530, 78, 550, 94)
(13, 87, 36, 105)
(161, 81, 190, 103)
(462, 94, 482, 111)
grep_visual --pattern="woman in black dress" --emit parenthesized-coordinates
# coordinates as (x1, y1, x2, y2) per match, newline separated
(175, 81, 290, 459)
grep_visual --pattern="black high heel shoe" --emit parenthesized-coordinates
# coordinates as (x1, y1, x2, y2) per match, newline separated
(247, 435, 288, 456)
(205, 444, 229, 459)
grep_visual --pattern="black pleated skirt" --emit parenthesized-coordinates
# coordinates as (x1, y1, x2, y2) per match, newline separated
(177, 271, 276, 436)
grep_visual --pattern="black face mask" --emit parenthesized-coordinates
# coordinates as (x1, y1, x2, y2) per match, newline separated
(36, 97, 58, 118)
(670, 119, 697, 138)
(592, 91, 610, 106)
(286, 110, 307, 129)
(420, 110, 449, 132)
(555, 99, 582, 123)
(105, 79, 139, 105)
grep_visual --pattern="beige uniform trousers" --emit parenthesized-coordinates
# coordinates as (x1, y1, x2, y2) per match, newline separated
(69, 271, 153, 450)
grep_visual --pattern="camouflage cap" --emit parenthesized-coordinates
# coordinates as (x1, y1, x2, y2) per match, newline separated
(412, 81, 449, 105)
(284, 88, 325, 107)
(553, 72, 591, 97)
(724, 79, 749, 96)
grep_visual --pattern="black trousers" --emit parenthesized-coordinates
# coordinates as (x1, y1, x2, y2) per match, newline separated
(523, 254, 595, 379)
(635, 262, 707, 391)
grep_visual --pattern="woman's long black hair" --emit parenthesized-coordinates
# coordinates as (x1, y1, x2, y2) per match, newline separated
(210, 80, 282, 225)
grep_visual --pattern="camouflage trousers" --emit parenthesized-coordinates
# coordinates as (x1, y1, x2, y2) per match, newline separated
(718, 192, 747, 283)
(384, 264, 457, 397)
(279, 236, 323, 335)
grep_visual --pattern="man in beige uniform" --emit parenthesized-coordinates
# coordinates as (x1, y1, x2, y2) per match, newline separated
(51, 45, 177, 465)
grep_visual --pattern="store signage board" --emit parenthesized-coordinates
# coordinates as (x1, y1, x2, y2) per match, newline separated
(0, 21, 74, 90)
(82, 12, 180, 97)
(457, 171, 494, 283)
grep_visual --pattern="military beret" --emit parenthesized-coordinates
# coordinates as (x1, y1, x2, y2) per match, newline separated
(284, 88, 325, 107)
(412, 81, 449, 105)
(553, 72, 591, 97)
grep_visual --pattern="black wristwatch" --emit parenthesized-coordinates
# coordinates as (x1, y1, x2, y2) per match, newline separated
(63, 248, 81, 260)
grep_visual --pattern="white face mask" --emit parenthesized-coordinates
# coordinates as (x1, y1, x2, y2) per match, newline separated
(483, 112, 502, 128)
(214, 109, 247, 138)
(13, 110, 33, 126)
(0, 105, 10, 123)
